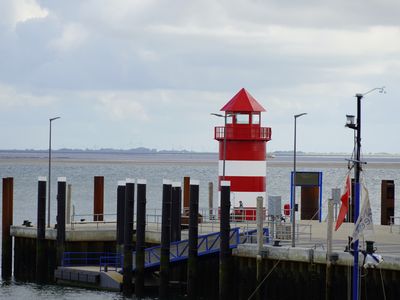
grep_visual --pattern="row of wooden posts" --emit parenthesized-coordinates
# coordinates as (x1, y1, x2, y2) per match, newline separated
(1, 176, 232, 299)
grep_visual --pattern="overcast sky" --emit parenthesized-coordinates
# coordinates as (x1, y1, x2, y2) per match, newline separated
(0, 0, 399, 153)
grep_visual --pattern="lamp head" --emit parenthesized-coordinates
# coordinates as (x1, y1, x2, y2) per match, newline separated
(345, 114, 357, 129)
(294, 112, 307, 119)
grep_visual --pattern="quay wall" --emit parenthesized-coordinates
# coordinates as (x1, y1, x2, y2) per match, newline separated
(10, 228, 400, 299)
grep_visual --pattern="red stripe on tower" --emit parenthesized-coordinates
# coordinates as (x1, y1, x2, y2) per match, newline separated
(214, 88, 272, 211)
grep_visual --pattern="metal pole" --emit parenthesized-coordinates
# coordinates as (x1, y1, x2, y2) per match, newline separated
(326, 198, 334, 300)
(223, 114, 227, 179)
(48, 121, 51, 228)
(292, 118, 297, 247)
(256, 196, 264, 300)
(292, 113, 306, 247)
(352, 94, 362, 300)
(47, 117, 60, 228)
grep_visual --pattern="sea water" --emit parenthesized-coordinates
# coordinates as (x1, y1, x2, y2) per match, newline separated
(1, 152, 399, 299)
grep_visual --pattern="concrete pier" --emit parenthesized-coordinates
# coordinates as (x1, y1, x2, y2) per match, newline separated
(8, 217, 400, 298)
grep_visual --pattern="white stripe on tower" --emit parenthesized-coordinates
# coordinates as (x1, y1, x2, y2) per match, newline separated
(218, 160, 266, 177)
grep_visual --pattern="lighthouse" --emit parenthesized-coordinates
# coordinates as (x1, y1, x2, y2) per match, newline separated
(214, 88, 271, 218)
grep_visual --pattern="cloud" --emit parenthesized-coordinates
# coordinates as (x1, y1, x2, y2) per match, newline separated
(0, 0, 48, 30)
(0, 84, 55, 110)
(49, 23, 88, 52)
(95, 93, 149, 122)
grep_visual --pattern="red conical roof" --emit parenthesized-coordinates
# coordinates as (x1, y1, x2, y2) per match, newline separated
(221, 88, 266, 112)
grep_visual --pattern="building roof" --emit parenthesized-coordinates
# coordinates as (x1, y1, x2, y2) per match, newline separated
(221, 88, 266, 112)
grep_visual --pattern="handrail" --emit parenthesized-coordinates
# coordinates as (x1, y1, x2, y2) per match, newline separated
(63, 227, 270, 272)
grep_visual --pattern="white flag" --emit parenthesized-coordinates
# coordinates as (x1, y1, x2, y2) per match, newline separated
(352, 183, 374, 242)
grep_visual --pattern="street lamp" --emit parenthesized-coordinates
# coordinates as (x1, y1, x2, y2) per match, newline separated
(345, 86, 385, 300)
(211, 113, 233, 179)
(292, 112, 307, 248)
(48, 116, 60, 228)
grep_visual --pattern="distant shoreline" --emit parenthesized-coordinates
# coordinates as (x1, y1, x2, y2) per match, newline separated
(1, 151, 400, 169)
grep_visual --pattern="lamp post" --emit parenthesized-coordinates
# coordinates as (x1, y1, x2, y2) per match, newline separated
(211, 113, 233, 179)
(292, 112, 307, 248)
(48, 116, 60, 228)
(345, 87, 385, 300)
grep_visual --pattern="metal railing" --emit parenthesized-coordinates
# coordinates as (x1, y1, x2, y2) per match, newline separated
(70, 212, 117, 230)
(71, 227, 271, 272)
(68, 207, 312, 243)
(62, 251, 116, 267)
(214, 126, 272, 141)
(390, 216, 400, 233)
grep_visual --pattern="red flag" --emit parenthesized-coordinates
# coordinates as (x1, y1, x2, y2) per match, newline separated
(335, 175, 351, 231)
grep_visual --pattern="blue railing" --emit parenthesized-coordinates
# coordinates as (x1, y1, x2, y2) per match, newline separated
(63, 227, 268, 271)
(62, 251, 116, 267)
(141, 227, 240, 269)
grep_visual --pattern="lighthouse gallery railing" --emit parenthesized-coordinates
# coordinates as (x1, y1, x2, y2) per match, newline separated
(214, 126, 271, 141)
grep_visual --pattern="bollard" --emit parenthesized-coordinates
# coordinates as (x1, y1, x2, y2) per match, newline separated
(36, 177, 47, 283)
(187, 180, 199, 300)
(219, 181, 231, 300)
(135, 179, 147, 298)
(160, 180, 172, 299)
(2, 177, 13, 279)
(208, 182, 213, 219)
(66, 184, 72, 225)
(171, 182, 182, 242)
(93, 176, 104, 221)
(116, 181, 126, 254)
(123, 179, 135, 297)
(56, 177, 66, 266)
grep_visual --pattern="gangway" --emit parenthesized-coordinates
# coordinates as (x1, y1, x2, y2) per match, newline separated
(62, 227, 268, 272)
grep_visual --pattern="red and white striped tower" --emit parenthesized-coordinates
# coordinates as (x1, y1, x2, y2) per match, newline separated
(214, 88, 272, 214)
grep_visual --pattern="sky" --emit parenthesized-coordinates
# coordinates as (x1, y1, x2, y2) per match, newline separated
(0, 0, 399, 153)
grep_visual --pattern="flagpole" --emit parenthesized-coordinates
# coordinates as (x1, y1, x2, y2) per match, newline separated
(345, 87, 385, 300)
(352, 94, 362, 300)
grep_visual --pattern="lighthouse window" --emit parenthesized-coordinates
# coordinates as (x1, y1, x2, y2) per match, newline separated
(226, 115, 233, 124)
(236, 113, 249, 124)
(252, 114, 260, 124)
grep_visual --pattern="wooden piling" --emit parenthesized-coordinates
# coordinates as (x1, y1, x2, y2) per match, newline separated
(56, 177, 66, 266)
(183, 176, 190, 214)
(123, 179, 135, 297)
(116, 181, 125, 254)
(1, 177, 13, 279)
(93, 176, 104, 221)
(171, 182, 182, 242)
(66, 184, 72, 224)
(219, 181, 231, 300)
(36, 177, 47, 283)
(160, 180, 172, 299)
(187, 180, 199, 300)
(208, 182, 213, 219)
(135, 179, 147, 298)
